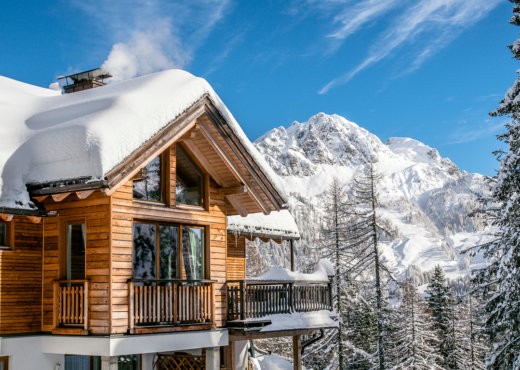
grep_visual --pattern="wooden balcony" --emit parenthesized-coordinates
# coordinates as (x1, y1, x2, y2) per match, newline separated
(53, 280, 89, 334)
(128, 279, 215, 334)
(226, 280, 333, 324)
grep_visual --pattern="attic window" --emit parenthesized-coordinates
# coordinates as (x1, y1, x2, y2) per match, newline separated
(176, 145, 204, 207)
(133, 155, 163, 202)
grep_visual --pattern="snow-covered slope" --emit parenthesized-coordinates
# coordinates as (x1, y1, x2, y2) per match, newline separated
(254, 113, 490, 281)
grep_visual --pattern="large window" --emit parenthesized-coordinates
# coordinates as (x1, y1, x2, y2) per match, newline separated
(176, 145, 204, 207)
(133, 222, 204, 280)
(133, 155, 162, 202)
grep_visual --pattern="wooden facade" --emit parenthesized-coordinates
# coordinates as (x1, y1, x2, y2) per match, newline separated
(0, 101, 287, 337)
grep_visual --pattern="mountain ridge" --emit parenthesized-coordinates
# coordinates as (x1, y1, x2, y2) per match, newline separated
(253, 112, 490, 282)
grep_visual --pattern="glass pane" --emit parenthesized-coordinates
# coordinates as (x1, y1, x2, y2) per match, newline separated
(67, 224, 85, 280)
(65, 355, 90, 370)
(176, 146, 203, 206)
(133, 223, 156, 279)
(0, 224, 6, 246)
(159, 225, 178, 279)
(182, 227, 204, 280)
(118, 355, 140, 370)
(91, 356, 101, 370)
(133, 156, 162, 201)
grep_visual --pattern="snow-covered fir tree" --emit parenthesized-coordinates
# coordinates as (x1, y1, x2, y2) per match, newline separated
(393, 280, 442, 369)
(425, 265, 458, 369)
(473, 0, 520, 367)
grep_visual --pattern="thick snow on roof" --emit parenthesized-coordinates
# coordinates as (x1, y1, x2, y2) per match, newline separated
(250, 259, 333, 282)
(227, 210, 300, 239)
(0, 70, 286, 210)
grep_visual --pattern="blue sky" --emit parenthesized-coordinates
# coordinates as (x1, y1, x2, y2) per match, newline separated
(0, 0, 516, 176)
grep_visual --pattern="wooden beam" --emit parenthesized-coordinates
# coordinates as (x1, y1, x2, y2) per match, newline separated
(226, 194, 248, 217)
(26, 216, 42, 224)
(293, 336, 302, 370)
(105, 100, 206, 193)
(32, 195, 49, 203)
(229, 328, 317, 341)
(182, 139, 231, 187)
(75, 190, 95, 200)
(198, 123, 270, 215)
(225, 342, 236, 370)
(51, 193, 71, 202)
(0, 214, 13, 222)
(221, 185, 247, 196)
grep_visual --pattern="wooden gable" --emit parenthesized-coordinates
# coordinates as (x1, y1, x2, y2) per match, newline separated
(103, 96, 285, 217)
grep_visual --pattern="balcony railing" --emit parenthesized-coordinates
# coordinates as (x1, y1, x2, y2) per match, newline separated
(226, 280, 333, 322)
(53, 280, 89, 330)
(128, 279, 215, 330)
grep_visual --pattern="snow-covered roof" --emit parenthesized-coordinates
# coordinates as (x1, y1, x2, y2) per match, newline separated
(0, 69, 286, 211)
(227, 210, 300, 240)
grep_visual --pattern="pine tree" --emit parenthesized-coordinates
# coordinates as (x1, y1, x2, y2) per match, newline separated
(425, 265, 458, 368)
(341, 162, 393, 369)
(474, 1, 520, 367)
(393, 280, 442, 369)
(305, 177, 352, 369)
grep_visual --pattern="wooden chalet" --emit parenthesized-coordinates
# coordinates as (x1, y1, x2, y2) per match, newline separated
(0, 69, 334, 370)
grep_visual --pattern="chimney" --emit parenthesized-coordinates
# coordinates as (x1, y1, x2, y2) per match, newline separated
(57, 68, 112, 94)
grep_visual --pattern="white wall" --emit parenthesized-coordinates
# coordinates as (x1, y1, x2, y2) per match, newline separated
(0, 336, 64, 370)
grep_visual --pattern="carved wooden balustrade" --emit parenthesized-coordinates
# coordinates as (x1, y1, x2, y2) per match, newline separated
(128, 279, 215, 331)
(53, 280, 89, 330)
(226, 279, 333, 322)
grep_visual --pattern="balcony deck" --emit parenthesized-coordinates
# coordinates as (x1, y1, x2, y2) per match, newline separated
(226, 279, 333, 329)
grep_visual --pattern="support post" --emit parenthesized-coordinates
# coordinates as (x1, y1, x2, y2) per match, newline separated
(290, 239, 295, 272)
(293, 335, 302, 370)
(226, 342, 236, 370)
(205, 347, 220, 370)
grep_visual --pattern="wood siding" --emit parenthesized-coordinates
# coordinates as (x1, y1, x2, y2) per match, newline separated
(0, 218, 43, 334)
(41, 192, 111, 334)
(226, 234, 245, 280)
(110, 143, 228, 333)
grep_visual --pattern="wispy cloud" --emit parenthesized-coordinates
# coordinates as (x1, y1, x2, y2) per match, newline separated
(447, 119, 505, 144)
(72, 0, 230, 81)
(316, 0, 502, 94)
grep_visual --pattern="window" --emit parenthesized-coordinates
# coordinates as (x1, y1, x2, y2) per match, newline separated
(118, 355, 140, 370)
(66, 224, 86, 280)
(176, 145, 204, 207)
(0, 223, 11, 250)
(133, 222, 204, 280)
(64, 355, 100, 370)
(133, 155, 162, 202)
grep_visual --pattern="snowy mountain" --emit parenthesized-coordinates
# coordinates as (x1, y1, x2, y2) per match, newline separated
(253, 113, 491, 282)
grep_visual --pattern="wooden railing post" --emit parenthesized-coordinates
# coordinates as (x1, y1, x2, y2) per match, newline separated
(53, 280, 59, 329)
(83, 280, 89, 331)
(288, 282, 294, 313)
(128, 280, 135, 331)
(239, 280, 246, 321)
(328, 277, 333, 310)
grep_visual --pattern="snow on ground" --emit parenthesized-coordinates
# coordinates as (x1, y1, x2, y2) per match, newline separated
(251, 259, 333, 281)
(256, 310, 338, 332)
(0, 69, 286, 210)
(251, 354, 304, 370)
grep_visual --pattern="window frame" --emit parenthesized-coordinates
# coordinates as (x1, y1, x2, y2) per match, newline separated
(60, 218, 87, 280)
(132, 220, 209, 280)
(174, 143, 209, 211)
(132, 152, 167, 204)
(0, 221, 13, 251)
